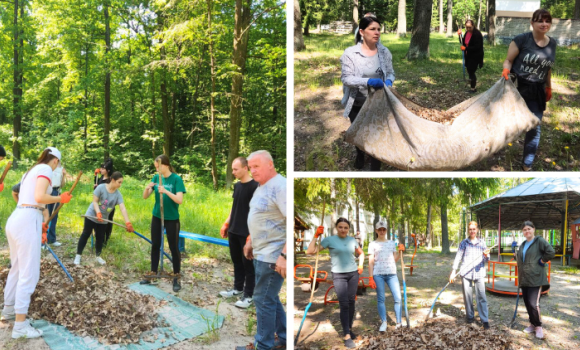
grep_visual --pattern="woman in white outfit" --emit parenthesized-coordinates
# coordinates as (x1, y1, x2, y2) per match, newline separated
(0, 147, 72, 339)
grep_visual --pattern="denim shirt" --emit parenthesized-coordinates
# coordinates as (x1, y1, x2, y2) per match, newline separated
(340, 42, 395, 118)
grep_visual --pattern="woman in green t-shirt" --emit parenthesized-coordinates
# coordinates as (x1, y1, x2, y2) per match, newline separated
(141, 155, 186, 292)
(306, 218, 364, 349)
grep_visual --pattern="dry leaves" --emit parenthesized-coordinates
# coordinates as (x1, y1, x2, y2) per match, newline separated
(0, 260, 166, 345)
(356, 319, 513, 350)
(395, 89, 467, 125)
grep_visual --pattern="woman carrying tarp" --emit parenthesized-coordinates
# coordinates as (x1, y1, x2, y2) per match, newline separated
(1, 147, 72, 339)
(341, 16, 395, 171)
(459, 19, 484, 93)
(74, 171, 134, 266)
(515, 221, 555, 339)
(502, 9, 556, 171)
(307, 218, 364, 349)
(141, 155, 186, 292)
(367, 220, 404, 333)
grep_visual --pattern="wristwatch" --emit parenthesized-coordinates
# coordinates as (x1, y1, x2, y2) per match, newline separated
(280, 252, 287, 260)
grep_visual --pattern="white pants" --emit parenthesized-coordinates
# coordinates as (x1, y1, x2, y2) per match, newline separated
(4, 208, 42, 315)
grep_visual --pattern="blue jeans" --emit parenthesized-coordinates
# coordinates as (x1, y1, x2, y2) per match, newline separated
(374, 274, 402, 324)
(178, 237, 185, 252)
(253, 260, 286, 350)
(46, 188, 60, 244)
(522, 99, 543, 168)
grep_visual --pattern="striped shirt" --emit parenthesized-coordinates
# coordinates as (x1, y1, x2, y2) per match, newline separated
(452, 238, 489, 280)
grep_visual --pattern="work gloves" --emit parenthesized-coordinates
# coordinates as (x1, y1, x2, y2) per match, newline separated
(546, 87, 552, 102)
(42, 223, 49, 245)
(94, 168, 100, 176)
(461, 46, 466, 51)
(538, 258, 546, 267)
(125, 222, 134, 233)
(502, 68, 510, 80)
(220, 222, 229, 238)
(398, 244, 405, 252)
(457, 29, 462, 36)
(367, 78, 385, 89)
(357, 264, 364, 275)
(0, 183, 3, 192)
(315, 226, 325, 238)
(96, 212, 103, 222)
(369, 276, 377, 289)
(385, 79, 393, 87)
(60, 191, 72, 204)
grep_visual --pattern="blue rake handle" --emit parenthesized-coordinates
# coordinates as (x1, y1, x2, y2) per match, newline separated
(44, 244, 74, 283)
(425, 282, 450, 322)
(295, 302, 312, 345)
(133, 230, 173, 263)
(403, 281, 410, 327)
(510, 287, 521, 328)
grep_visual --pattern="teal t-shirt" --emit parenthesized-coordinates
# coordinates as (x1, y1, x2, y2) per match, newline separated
(321, 235, 358, 273)
(151, 173, 186, 221)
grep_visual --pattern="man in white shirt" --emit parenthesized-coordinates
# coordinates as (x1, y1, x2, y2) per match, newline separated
(46, 163, 66, 246)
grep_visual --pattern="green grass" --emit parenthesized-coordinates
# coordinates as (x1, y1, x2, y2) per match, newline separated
(295, 33, 580, 171)
(0, 168, 232, 273)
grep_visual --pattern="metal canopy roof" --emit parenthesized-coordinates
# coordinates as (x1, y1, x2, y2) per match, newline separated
(469, 178, 580, 230)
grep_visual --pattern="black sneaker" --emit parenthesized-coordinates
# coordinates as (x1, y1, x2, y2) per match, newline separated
(344, 338, 356, 348)
(483, 322, 490, 329)
(173, 277, 181, 292)
(467, 318, 475, 324)
(350, 331, 358, 340)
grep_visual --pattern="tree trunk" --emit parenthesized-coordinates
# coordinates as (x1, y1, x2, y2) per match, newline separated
(189, 55, 203, 148)
(441, 201, 450, 254)
(355, 197, 360, 232)
(157, 14, 171, 157)
(104, 2, 111, 160)
(398, 0, 407, 37)
(399, 200, 406, 246)
(407, 0, 433, 60)
(84, 44, 90, 155)
(439, 0, 444, 33)
(446, 0, 453, 37)
(373, 206, 380, 241)
(226, 0, 252, 188)
(477, 0, 482, 30)
(487, 0, 496, 45)
(12, 0, 22, 166)
(294, 0, 306, 51)
(575, 0, 580, 20)
(426, 201, 432, 248)
(353, 0, 359, 34)
(207, 0, 219, 190)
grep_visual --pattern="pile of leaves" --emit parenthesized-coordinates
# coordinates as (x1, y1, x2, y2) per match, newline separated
(0, 260, 166, 345)
(356, 320, 513, 350)
(394, 89, 468, 125)
(404, 104, 460, 125)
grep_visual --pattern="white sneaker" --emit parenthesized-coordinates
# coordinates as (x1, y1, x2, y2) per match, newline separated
(96, 256, 106, 265)
(235, 297, 253, 309)
(12, 320, 43, 339)
(219, 289, 243, 298)
(395, 323, 402, 329)
(51, 241, 62, 247)
(379, 321, 387, 332)
(74, 255, 82, 265)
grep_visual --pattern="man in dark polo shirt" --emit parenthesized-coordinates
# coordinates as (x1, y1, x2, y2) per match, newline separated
(219, 157, 259, 308)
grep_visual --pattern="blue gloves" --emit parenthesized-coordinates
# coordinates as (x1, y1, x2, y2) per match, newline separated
(385, 79, 393, 87)
(538, 258, 546, 267)
(367, 78, 385, 89)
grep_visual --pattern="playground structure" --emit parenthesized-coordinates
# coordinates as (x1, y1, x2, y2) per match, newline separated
(469, 178, 580, 295)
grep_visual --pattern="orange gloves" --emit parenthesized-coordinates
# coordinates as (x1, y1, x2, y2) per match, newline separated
(357, 265, 363, 275)
(502, 68, 510, 80)
(457, 29, 462, 36)
(125, 222, 134, 232)
(398, 244, 406, 252)
(220, 222, 229, 238)
(546, 87, 552, 102)
(94, 168, 100, 175)
(315, 226, 325, 238)
(369, 276, 377, 289)
(96, 212, 103, 222)
(60, 191, 72, 204)
(461, 46, 466, 51)
(0, 183, 3, 192)
(42, 223, 49, 244)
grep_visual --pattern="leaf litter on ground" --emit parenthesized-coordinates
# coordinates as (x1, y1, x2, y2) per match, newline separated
(0, 259, 167, 345)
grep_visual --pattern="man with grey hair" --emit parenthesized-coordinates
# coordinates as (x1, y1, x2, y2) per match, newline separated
(237, 150, 287, 350)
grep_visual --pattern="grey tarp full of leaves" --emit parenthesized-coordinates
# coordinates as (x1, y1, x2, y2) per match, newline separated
(344, 79, 540, 171)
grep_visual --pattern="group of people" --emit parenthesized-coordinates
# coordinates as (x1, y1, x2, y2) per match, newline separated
(0, 146, 287, 350)
(341, 9, 556, 171)
(307, 218, 554, 348)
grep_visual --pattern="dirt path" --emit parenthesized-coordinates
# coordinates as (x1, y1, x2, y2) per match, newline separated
(0, 239, 280, 350)
(293, 252, 580, 350)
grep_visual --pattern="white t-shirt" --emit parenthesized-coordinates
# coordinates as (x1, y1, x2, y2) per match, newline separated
(18, 164, 53, 207)
(368, 240, 398, 276)
(52, 165, 64, 188)
(248, 174, 286, 263)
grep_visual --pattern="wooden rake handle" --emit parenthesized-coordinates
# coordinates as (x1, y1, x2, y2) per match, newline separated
(0, 161, 12, 184)
(45, 171, 82, 224)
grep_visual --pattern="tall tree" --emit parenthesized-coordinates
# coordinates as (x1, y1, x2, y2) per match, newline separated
(439, 0, 444, 33)
(352, 0, 359, 33)
(575, 0, 579, 19)
(226, 0, 252, 188)
(487, 0, 496, 45)
(398, 0, 407, 37)
(407, 0, 433, 60)
(446, 0, 453, 37)
(12, 0, 23, 166)
(294, 0, 305, 51)
(207, 0, 218, 190)
(477, 0, 482, 29)
(104, 1, 111, 159)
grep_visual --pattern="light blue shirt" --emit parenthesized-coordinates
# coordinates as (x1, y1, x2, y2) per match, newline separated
(522, 237, 536, 262)
(321, 235, 359, 273)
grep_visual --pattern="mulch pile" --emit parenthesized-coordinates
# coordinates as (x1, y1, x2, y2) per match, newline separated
(0, 259, 166, 345)
(356, 319, 513, 350)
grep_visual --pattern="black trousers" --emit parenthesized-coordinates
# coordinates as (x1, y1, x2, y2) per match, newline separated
(333, 271, 359, 336)
(228, 233, 255, 297)
(349, 105, 382, 171)
(467, 67, 477, 89)
(104, 208, 115, 246)
(77, 218, 107, 256)
(151, 216, 181, 274)
(522, 286, 543, 327)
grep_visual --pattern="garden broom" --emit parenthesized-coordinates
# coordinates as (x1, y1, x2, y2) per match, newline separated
(295, 199, 326, 346)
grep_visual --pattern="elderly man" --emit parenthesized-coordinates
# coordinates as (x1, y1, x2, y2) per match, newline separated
(219, 157, 259, 309)
(237, 150, 287, 350)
